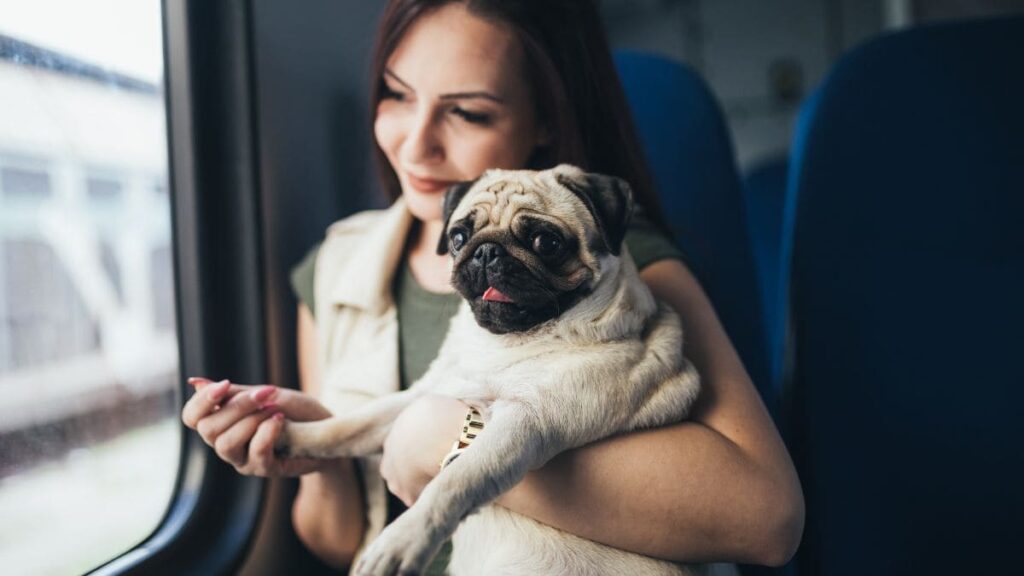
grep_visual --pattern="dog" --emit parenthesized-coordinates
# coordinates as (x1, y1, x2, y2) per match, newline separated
(277, 164, 703, 575)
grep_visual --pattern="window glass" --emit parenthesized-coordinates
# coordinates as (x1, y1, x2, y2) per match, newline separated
(0, 166, 52, 200)
(87, 176, 124, 202)
(0, 1, 179, 574)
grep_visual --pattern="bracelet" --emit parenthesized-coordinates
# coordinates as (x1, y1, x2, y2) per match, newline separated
(439, 406, 484, 470)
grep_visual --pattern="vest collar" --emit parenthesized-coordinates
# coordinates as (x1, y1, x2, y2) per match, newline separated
(327, 197, 414, 314)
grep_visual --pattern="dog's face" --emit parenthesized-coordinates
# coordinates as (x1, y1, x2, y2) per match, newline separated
(436, 164, 634, 334)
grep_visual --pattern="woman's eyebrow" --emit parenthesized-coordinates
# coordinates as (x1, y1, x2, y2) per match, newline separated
(384, 68, 504, 104)
(384, 69, 413, 90)
(439, 91, 504, 103)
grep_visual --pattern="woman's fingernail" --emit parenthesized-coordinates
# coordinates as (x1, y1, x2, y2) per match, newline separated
(272, 412, 285, 422)
(250, 386, 277, 403)
(208, 379, 230, 401)
(259, 402, 279, 411)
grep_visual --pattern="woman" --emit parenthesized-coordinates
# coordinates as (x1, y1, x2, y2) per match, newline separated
(182, 0, 804, 572)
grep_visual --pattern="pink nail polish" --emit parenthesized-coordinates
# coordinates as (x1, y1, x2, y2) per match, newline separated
(250, 386, 277, 403)
(272, 412, 285, 422)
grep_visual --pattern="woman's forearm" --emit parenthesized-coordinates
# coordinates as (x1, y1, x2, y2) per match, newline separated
(495, 420, 803, 566)
(293, 305, 366, 568)
(292, 457, 366, 569)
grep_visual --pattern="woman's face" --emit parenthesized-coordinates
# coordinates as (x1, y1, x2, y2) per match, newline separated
(374, 3, 545, 223)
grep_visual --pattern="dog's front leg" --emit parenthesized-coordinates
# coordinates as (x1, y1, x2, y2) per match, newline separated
(278, 352, 459, 460)
(354, 401, 554, 576)
(276, 389, 424, 459)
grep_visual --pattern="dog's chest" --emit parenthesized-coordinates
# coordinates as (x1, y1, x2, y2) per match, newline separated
(436, 338, 560, 400)
(433, 310, 637, 403)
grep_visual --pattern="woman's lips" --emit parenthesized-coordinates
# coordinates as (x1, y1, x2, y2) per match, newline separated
(406, 173, 456, 193)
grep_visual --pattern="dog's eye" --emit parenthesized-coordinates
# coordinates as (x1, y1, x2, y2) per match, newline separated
(532, 232, 562, 257)
(450, 230, 467, 252)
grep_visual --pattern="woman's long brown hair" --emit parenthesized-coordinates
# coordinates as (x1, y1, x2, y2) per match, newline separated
(368, 0, 671, 235)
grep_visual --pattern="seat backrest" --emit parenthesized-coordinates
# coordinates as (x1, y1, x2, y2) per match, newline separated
(614, 50, 772, 410)
(784, 17, 1024, 574)
(742, 154, 789, 397)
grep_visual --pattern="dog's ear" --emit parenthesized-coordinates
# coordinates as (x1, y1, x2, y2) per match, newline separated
(436, 179, 477, 255)
(555, 167, 634, 255)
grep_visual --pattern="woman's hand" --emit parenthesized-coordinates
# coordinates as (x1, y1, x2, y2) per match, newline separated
(181, 376, 335, 478)
(379, 394, 469, 505)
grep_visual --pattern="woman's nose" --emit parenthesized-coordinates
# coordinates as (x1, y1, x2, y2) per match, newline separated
(400, 107, 444, 165)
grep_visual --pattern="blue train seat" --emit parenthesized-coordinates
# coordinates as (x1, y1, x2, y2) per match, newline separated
(742, 154, 790, 398)
(783, 17, 1024, 574)
(614, 50, 773, 412)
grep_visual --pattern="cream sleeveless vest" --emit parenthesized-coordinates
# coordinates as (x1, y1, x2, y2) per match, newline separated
(311, 198, 413, 567)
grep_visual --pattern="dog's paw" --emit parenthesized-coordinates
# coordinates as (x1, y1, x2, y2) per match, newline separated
(274, 421, 335, 459)
(272, 421, 299, 458)
(354, 515, 443, 576)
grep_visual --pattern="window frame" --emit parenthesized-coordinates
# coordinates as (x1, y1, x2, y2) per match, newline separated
(90, 0, 269, 573)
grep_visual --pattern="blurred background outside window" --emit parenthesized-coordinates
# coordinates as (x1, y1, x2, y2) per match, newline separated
(0, 1, 179, 574)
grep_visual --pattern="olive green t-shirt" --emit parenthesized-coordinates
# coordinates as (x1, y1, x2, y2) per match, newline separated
(287, 209, 683, 574)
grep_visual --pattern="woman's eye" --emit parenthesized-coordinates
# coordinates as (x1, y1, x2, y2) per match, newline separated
(452, 107, 491, 125)
(381, 85, 405, 101)
(450, 231, 467, 251)
(532, 232, 562, 257)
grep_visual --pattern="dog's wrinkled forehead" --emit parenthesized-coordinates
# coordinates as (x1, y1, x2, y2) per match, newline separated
(449, 169, 595, 233)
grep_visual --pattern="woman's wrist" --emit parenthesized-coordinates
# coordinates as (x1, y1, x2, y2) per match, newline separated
(438, 406, 484, 470)
(379, 394, 470, 503)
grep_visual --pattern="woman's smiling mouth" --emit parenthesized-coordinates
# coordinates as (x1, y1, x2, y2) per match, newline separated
(406, 173, 457, 193)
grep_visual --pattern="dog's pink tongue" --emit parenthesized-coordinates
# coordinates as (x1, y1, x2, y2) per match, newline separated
(483, 286, 514, 303)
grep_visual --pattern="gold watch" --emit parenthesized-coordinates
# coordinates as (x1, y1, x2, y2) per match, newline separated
(439, 406, 484, 469)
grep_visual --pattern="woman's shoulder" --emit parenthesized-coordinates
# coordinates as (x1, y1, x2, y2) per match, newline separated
(624, 206, 686, 271)
(323, 206, 394, 241)
(289, 207, 395, 314)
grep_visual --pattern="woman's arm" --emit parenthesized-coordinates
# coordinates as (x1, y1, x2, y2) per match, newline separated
(180, 305, 367, 567)
(378, 259, 804, 565)
(291, 304, 367, 569)
(494, 259, 804, 565)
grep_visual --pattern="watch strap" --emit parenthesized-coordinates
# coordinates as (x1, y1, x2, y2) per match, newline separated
(457, 407, 484, 449)
(440, 406, 484, 470)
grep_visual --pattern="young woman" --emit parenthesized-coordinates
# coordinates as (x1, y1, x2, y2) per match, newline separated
(182, 0, 804, 572)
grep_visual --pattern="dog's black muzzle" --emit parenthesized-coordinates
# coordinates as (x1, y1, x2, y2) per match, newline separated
(453, 242, 561, 334)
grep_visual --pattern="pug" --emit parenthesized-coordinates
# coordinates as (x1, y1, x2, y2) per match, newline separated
(277, 164, 702, 576)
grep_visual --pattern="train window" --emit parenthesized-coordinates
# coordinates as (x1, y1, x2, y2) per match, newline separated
(1, 165, 52, 200)
(0, 1, 179, 574)
(86, 176, 124, 202)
